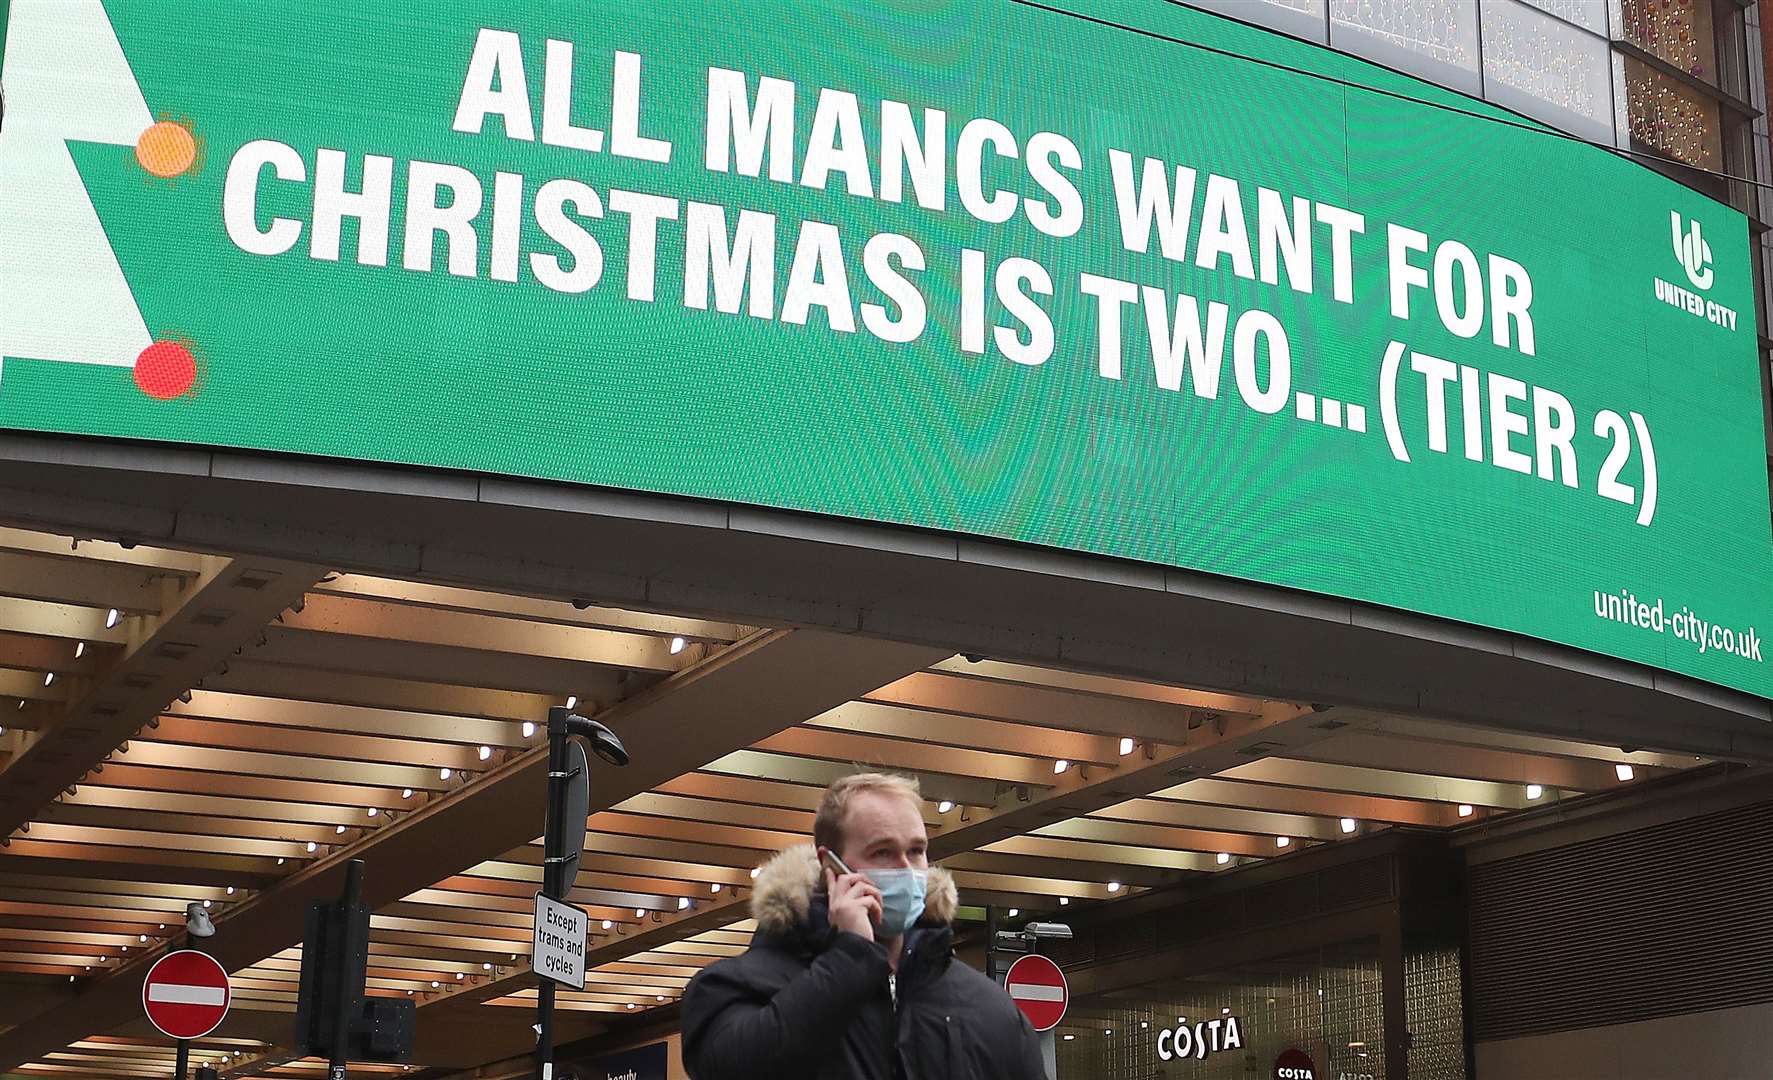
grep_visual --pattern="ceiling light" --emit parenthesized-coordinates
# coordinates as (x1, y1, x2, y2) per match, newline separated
(1141, 1022, 1149, 1029)
(1119, 738, 1134, 756)
(74, 642, 86, 659)
(1059, 897, 1069, 906)
(1457, 804, 1474, 818)
(1063, 1035, 1074, 1041)
(307, 841, 318, 853)
(937, 800, 954, 814)
(439, 767, 452, 781)
(522, 721, 536, 738)
(710, 883, 722, 893)
(106, 608, 120, 629)
(482, 962, 492, 970)
(139, 934, 147, 942)
(1526, 784, 1544, 800)
(750, 867, 760, 880)
(677, 897, 691, 910)
(202, 900, 211, 909)
(158, 924, 165, 930)
(1008, 908, 1019, 917)
(1104, 1030, 1112, 1036)
(626, 1003, 636, 1010)
(1107, 882, 1121, 893)
(1217, 852, 1231, 865)
(366, 807, 378, 817)
(1276, 836, 1291, 848)
(602, 920, 613, 930)
(1339, 818, 1357, 834)
(455, 972, 464, 980)
(477, 745, 492, 761)
(43, 672, 54, 687)
(636, 908, 646, 918)
(1222, 1007, 1231, 1015)
(276, 857, 285, 866)
(1615, 764, 1635, 782)
(565, 696, 577, 710)
(430, 981, 440, 989)
(656, 995, 666, 1002)
(225, 886, 235, 895)
(401, 788, 413, 799)
(669, 636, 686, 655)
(336, 824, 347, 834)
(1053, 759, 1070, 775)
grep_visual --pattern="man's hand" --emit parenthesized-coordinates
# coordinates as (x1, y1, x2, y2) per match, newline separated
(826, 868, 883, 942)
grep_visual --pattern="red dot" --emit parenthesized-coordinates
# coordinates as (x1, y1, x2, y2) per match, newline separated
(134, 340, 196, 400)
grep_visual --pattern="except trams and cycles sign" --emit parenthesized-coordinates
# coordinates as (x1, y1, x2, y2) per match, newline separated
(1, 0, 1768, 698)
(531, 893, 588, 991)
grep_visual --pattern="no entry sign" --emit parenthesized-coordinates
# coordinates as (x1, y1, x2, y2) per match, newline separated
(1003, 954, 1068, 1032)
(142, 949, 231, 1040)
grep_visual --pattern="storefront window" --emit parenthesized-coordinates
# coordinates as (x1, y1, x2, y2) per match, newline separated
(1328, 0, 1482, 95)
(1622, 54, 1724, 169)
(1054, 943, 1390, 1080)
(1619, 0, 1718, 83)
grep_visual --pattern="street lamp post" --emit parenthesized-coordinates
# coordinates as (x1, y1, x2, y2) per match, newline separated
(535, 707, 629, 1080)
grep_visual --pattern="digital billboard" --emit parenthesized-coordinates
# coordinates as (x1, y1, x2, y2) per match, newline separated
(1, 0, 1767, 697)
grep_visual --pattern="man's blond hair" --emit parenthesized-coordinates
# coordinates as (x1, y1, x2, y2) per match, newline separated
(813, 772, 923, 854)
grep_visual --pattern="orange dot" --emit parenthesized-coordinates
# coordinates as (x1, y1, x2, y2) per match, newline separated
(136, 121, 196, 178)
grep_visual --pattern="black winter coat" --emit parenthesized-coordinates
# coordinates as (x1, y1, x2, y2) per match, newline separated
(681, 847, 1045, 1080)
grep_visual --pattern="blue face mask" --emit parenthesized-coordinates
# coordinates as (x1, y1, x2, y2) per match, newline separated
(862, 868, 928, 937)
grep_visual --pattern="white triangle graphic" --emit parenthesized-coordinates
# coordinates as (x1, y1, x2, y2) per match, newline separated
(0, 0, 156, 395)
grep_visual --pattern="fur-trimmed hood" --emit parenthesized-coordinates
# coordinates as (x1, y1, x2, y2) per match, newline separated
(750, 844, 958, 935)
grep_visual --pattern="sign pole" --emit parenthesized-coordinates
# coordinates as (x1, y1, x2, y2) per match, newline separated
(174, 1038, 188, 1080)
(535, 707, 569, 1080)
(329, 860, 363, 1080)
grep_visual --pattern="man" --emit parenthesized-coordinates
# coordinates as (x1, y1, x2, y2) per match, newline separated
(682, 772, 1046, 1079)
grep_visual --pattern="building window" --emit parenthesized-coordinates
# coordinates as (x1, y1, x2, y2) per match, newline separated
(1618, 0, 1719, 84)
(1622, 55, 1724, 170)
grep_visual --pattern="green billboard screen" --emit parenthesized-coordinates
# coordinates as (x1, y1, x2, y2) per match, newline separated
(0, 1, 1768, 697)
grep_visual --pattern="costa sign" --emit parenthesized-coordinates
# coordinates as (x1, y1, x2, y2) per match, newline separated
(1275, 1048, 1318, 1079)
(1155, 1013, 1244, 1062)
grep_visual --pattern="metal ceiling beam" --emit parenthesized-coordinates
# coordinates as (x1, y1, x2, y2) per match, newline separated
(0, 555, 327, 842)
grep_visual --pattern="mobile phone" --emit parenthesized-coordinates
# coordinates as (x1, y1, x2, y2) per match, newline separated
(820, 848, 853, 878)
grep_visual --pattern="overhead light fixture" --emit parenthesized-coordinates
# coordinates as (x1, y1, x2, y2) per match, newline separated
(1339, 818, 1357, 834)
(225, 886, 235, 895)
(677, 897, 691, 910)
(430, 981, 440, 989)
(669, 636, 686, 655)
(1457, 804, 1475, 818)
(401, 788, 413, 799)
(202, 900, 211, 909)
(626, 1003, 636, 1010)
(307, 841, 319, 853)
(1216, 852, 1231, 865)
(335, 824, 346, 835)
(937, 800, 955, 814)
(750, 867, 760, 880)
(635, 908, 646, 918)
(657, 995, 666, 1002)
(522, 721, 536, 738)
(1276, 836, 1291, 848)
(1615, 764, 1635, 782)
(1222, 1007, 1231, 1015)
(1104, 1030, 1112, 1036)
(1107, 882, 1121, 893)
(366, 807, 378, 817)
(601, 920, 613, 930)
(105, 608, 120, 629)
(1063, 1035, 1075, 1042)
(139, 934, 147, 942)
(43, 672, 54, 687)
(439, 767, 452, 781)
(1008, 908, 1019, 917)
(74, 642, 85, 659)
(483, 962, 493, 971)
(276, 858, 285, 865)
(1526, 784, 1543, 800)
(1054, 759, 1070, 775)
(455, 973, 464, 980)
(1059, 897, 1069, 906)
(1119, 738, 1135, 756)
(564, 696, 576, 710)
(477, 745, 492, 761)
(710, 883, 722, 893)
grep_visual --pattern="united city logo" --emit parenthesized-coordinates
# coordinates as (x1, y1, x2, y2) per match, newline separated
(1654, 211, 1736, 328)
